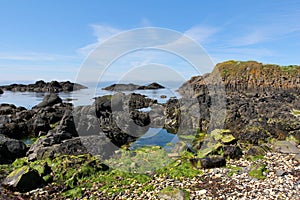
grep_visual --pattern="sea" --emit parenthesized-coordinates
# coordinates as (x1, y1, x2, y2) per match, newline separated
(0, 81, 184, 149)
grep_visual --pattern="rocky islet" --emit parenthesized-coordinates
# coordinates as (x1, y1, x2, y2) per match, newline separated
(0, 80, 87, 93)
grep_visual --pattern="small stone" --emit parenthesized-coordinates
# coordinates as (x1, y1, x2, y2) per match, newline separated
(197, 189, 207, 195)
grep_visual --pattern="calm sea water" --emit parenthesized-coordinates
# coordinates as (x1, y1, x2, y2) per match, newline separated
(0, 81, 183, 148)
(0, 81, 182, 108)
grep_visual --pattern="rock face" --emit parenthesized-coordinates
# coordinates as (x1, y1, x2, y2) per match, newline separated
(2, 166, 45, 192)
(33, 93, 62, 108)
(178, 61, 300, 145)
(0, 80, 87, 92)
(102, 82, 165, 91)
(0, 134, 27, 164)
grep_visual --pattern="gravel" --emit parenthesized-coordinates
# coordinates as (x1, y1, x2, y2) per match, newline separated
(2, 152, 299, 200)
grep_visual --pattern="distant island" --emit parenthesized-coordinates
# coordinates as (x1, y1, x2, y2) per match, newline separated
(102, 82, 165, 91)
(0, 80, 87, 93)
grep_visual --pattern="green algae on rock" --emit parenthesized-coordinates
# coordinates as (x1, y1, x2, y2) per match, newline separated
(2, 166, 45, 192)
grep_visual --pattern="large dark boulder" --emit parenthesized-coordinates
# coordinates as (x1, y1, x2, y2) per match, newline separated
(0, 88, 3, 94)
(2, 166, 45, 192)
(0, 134, 27, 164)
(33, 93, 62, 108)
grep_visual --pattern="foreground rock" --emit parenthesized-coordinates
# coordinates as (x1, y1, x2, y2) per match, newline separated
(0, 134, 27, 164)
(0, 80, 87, 92)
(2, 166, 45, 192)
(190, 156, 226, 169)
(102, 82, 165, 91)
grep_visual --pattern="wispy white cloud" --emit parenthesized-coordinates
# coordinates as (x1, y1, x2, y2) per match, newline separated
(0, 52, 75, 61)
(184, 25, 219, 44)
(77, 24, 123, 57)
(230, 30, 267, 46)
(228, 20, 300, 47)
(91, 24, 123, 42)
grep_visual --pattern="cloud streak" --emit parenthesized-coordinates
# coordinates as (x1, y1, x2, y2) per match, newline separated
(0, 52, 75, 61)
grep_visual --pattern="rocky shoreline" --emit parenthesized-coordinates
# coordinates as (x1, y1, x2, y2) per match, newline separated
(0, 61, 300, 199)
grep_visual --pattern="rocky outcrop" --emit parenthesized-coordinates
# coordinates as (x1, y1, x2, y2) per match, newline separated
(33, 93, 62, 108)
(179, 61, 300, 95)
(215, 61, 300, 92)
(0, 100, 72, 139)
(177, 61, 300, 145)
(0, 88, 3, 94)
(0, 134, 27, 164)
(0, 80, 87, 93)
(93, 93, 155, 146)
(102, 82, 165, 91)
(137, 82, 165, 90)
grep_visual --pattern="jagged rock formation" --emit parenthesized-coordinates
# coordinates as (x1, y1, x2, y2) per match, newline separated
(0, 80, 87, 92)
(178, 61, 300, 144)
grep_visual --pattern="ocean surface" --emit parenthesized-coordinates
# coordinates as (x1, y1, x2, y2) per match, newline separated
(0, 81, 183, 108)
(0, 81, 184, 149)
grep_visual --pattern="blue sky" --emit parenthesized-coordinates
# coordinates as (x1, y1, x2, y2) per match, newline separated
(0, 0, 300, 83)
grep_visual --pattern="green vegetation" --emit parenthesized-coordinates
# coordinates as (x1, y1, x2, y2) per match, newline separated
(247, 155, 265, 162)
(156, 158, 202, 180)
(226, 165, 243, 177)
(280, 65, 299, 74)
(106, 146, 172, 173)
(50, 121, 60, 129)
(249, 163, 267, 180)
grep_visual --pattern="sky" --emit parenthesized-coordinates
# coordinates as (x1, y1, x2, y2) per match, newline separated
(0, 0, 300, 83)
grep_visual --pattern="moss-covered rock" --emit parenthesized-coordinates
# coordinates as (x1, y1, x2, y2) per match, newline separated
(2, 166, 45, 192)
(249, 163, 267, 180)
(193, 129, 242, 159)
